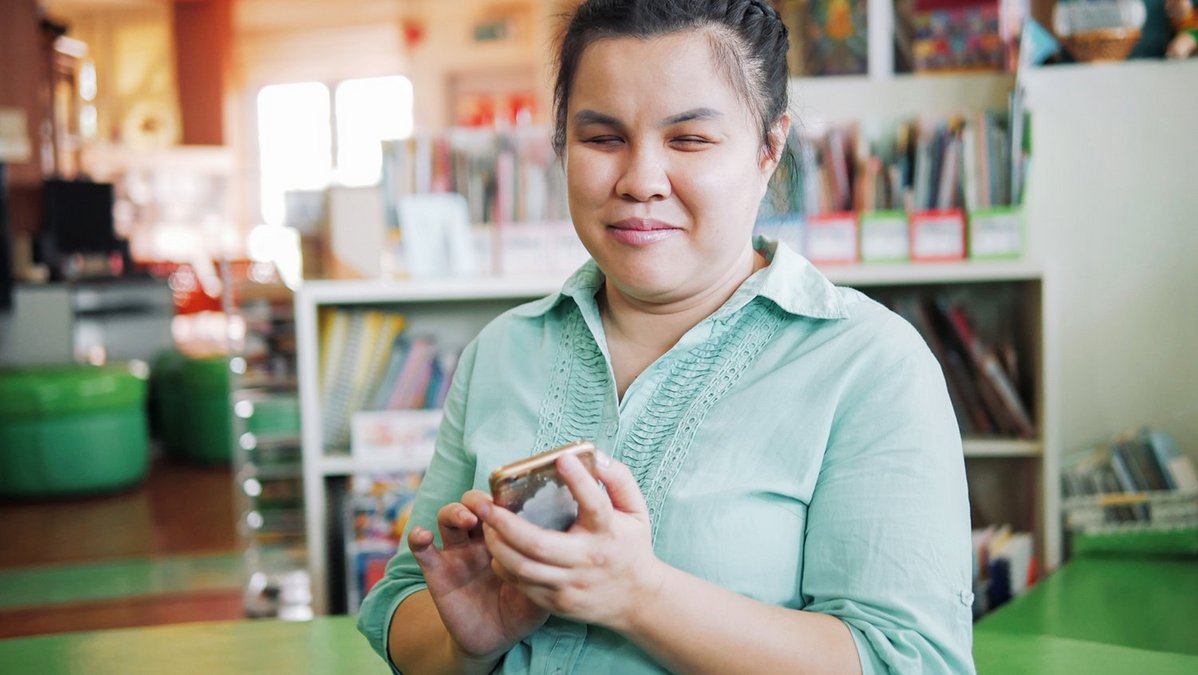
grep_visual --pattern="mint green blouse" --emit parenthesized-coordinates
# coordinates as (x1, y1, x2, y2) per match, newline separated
(358, 238, 976, 674)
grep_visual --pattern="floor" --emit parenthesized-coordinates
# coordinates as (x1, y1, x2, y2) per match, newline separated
(0, 457, 245, 639)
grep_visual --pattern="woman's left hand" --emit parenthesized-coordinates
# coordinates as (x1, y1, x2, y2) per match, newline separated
(478, 451, 667, 633)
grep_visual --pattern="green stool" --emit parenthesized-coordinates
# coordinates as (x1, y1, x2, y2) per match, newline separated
(0, 364, 149, 497)
(152, 353, 233, 464)
(149, 350, 187, 455)
(180, 355, 233, 464)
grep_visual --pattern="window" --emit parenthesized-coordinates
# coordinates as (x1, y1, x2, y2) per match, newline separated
(256, 75, 413, 226)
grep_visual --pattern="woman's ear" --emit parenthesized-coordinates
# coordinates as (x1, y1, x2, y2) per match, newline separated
(759, 113, 792, 177)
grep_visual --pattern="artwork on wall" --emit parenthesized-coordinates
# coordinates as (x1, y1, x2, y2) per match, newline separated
(774, 0, 870, 76)
(470, 3, 534, 44)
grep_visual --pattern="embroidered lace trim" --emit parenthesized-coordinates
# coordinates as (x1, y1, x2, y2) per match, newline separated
(535, 299, 786, 541)
(533, 307, 606, 453)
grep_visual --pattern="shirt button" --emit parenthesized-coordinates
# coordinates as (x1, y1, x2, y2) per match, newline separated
(604, 421, 618, 437)
(959, 589, 975, 606)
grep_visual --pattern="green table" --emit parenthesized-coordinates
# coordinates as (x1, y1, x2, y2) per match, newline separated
(974, 631, 1198, 675)
(976, 557, 1198, 656)
(2, 558, 1195, 675)
(0, 617, 387, 675)
(975, 556, 1198, 673)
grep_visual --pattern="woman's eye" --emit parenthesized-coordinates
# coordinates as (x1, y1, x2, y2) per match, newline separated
(584, 136, 623, 146)
(672, 136, 710, 147)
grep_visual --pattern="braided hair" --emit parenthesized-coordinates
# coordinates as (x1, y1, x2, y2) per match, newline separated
(552, 0, 791, 160)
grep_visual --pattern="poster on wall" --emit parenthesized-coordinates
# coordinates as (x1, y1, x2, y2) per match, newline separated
(470, 3, 534, 44)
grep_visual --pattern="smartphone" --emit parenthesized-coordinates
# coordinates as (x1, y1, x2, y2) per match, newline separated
(488, 440, 598, 531)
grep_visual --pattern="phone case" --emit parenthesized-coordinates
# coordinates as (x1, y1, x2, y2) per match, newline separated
(488, 440, 597, 531)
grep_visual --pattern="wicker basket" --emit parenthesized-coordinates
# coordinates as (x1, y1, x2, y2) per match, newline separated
(1062, 28, 1142, 62)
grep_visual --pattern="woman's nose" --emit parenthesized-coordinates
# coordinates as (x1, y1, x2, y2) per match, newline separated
(615, 145, 670, 202)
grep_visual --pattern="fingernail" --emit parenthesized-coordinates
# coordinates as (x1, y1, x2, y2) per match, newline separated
(596, 451, 611, 467)
(557, 454, 578, 472)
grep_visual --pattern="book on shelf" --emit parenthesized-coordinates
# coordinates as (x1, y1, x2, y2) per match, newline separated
(937, 299, 1035, 438)
(351, 409, 442, 465)
(319, 306, 463, 452)
(1145, 428, 1198, 492)
(1061, 428, 1198, 533)
(894, 297, 989, 435)
(344, 471, 425, 613)
(972, 524, 1035, 617)
(755, 103, 1028, 263)
(1063, 428, 1198, 501)
(887, 292, 1034, 439)
(382, 128, 569, 227)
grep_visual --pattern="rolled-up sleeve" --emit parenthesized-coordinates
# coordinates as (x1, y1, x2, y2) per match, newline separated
(801, 328, 976, 674)
(356, 339, 480, 668)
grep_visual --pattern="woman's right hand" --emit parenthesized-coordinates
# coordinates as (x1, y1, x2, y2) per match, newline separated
(407, 489, 550, 661)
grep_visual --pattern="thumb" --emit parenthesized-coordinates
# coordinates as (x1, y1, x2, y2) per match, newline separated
(595, 453, 649, 518)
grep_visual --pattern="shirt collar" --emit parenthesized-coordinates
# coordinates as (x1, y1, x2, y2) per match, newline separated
(512, 235, 848, 321)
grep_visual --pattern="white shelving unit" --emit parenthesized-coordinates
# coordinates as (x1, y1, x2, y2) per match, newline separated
(297, 276, 568, 614)
(296, 260, 1056, 614)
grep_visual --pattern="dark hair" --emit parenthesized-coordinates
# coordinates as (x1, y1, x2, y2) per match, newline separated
(551, 0, 791, 160)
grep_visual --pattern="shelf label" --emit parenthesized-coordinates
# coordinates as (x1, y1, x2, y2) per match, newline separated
(910, 209, 966, 261)
(805, 212, 859, 264)
(860, 211, 909, 262)
(969, 209, 1023, 259)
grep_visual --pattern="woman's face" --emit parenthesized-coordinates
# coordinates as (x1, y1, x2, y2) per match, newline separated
(565, 31, 780, 304)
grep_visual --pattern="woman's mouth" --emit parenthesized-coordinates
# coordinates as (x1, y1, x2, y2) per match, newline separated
(607, 219, 682, 246)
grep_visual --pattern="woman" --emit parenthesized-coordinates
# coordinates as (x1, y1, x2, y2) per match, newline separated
(358, 1, 975, 673)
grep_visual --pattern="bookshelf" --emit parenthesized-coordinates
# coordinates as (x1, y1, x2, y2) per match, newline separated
(223, 270, 311, 620)
(295, 259, 1055, 614)
(296, 277, 567, 614)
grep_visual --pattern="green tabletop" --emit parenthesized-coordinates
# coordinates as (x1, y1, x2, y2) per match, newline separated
(0, 616, 388, 675)
(973, 631, 1198, 675)
(976, 556, 1198, 656)
(3, 558, 1196, 675)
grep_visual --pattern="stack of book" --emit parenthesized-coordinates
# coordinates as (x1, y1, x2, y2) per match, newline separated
(1060, 428, 1198, 557)
(889, 293, 1035, 439)
(757, 106, 1029, 263)
(381, 127, 569, 228)
(1062, 428, 1198, 521)
(971, 524, 1035, 617)
(343, 471, 424, 613)
(319, 307, 460, 451)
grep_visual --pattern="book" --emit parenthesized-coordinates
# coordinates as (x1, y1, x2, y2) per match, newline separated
(367, 337, 411, 411)
(1144, 428, 1198, 491)
(940, 300, 1035, 439)
(341, 311, 406, 433)
(384, 336, 438, 410)
(905, 296, 996, 435)
(893, 297, 969, 433)
(321, 310, 369, 449)
(344, 471, 426, 612)
(318, 309, 351, 414)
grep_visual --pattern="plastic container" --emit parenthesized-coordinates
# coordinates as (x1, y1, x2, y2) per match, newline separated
(0, 364, 149, 497)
